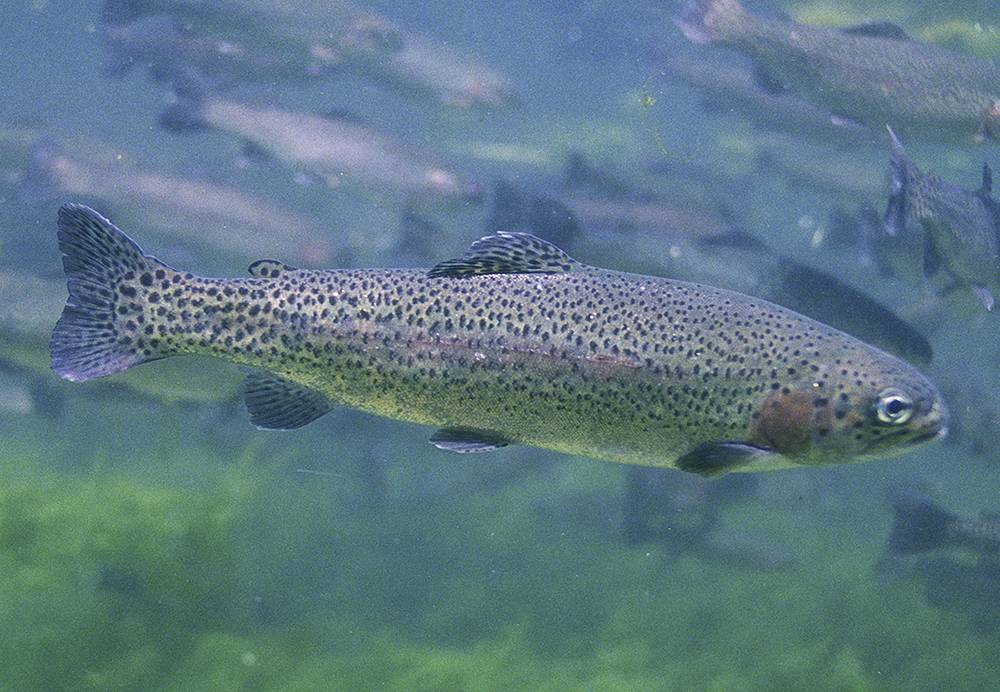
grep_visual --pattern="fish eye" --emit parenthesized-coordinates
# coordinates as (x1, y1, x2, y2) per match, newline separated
(875, 388, 913, 425)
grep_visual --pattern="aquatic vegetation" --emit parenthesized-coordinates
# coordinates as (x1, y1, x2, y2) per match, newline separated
(0, 425, 997, 690)
(0, 461, 258, 690)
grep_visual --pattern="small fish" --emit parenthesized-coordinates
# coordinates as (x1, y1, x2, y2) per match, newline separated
(675, 0, 1000, 142)
(888, 487, 1000, 556)
(51, 205, 947, 476)
(160, 96, 481, 205)
(883, 128, 1000, 311)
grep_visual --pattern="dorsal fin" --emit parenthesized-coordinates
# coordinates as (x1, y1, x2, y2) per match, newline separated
(841, 21, 911, 41)
(980, 162, 993, 196)
(428, 232, 580, 278)
(248, 259, 298, 279)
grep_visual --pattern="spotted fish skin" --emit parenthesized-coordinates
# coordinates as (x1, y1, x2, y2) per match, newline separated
(51, 204, 946, 474)
(676, 0, 1000, 142)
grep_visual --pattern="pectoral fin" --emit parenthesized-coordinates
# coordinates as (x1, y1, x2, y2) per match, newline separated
(676, 442, 773, 477)
(243, 372, 333, 430)
(430, 427, 512, 453)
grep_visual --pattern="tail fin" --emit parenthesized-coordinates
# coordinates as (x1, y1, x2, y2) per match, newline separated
(674, 0, 746, 44)
(50, 204, 172, 382)
(887, 488, 956, 555)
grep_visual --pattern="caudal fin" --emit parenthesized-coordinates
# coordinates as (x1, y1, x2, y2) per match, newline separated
(887, 488, 956, 555)
(50, 204, 172, 382)
(674, 0, 746, 44)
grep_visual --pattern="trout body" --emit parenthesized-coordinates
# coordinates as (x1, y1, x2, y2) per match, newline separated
(52, 205, 946, 475)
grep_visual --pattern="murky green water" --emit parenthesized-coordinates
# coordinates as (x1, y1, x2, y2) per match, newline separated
(2, 1, 999, 690)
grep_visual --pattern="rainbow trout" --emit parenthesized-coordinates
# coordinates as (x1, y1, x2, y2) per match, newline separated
(675, 0, 1000, 142)
(51, 205, 946, 476)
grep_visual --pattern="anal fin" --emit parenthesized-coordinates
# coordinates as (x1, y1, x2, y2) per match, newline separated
(676, 442, 773, 477)
(243, 372, 333, 430)
(430, 427, 511, 453)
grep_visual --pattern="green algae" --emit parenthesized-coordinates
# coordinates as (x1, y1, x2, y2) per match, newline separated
(0, 456, 260, 690)
(1, 424, 998, 691)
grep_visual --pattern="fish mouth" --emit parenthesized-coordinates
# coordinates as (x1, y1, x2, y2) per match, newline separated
(905, 405, 949, 447)
(907, 405, 949, 446)
(861, 412, 947, 455)
(910, 425, 946, 445)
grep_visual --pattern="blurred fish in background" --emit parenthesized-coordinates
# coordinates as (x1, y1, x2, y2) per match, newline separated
(887, 487, 1000, 556)
(100, 0, 518, 109)
(884, 128, 1000, 310)
(652, 51, 876, 148)
(675, 0, 1000, 142)
(20, 132, 338, 268)
(159, 93, 482, 207)
(877, 486, 1000, 632)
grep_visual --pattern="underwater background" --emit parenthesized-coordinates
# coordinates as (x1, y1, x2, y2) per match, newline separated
(2, 1, 1000, 690)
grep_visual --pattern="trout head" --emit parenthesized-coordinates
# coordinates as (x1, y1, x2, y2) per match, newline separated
(750, 354, 947, 467)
